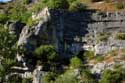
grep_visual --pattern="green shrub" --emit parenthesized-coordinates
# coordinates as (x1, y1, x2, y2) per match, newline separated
(22, 78, 32, 83)
(70, 56, 82, 68)
(56, 69, 79, 83)
(116, 2, 124, 10)
(27, 17, 37, 26)
(0, 13, 9, 23)
(42, 72, 57, 83)
(115, 32, 125, 40)
(81, 70, 97, 83)
(8, 3, 31, 23)
(96, 56, 104, 62)
(35, 45, 58, 62)
(31, 1, 45, 12)
(100, 69, 124, 83)
(69, 1, 87, 12)
(31, 0, 69, 12)
(83, 50, 95, 60)
(48, 0, 69, 9)
(97, 32, 110, 42)
(8, 75, 22, 83)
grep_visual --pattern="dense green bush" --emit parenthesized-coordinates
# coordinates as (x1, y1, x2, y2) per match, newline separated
(116, 2, 124, 10)
(97, 32, 110, 42)
(96, 56, 104, 62)
(83, 50, 95, 60)
(8, 1, 32, 23)
(70, 56, 82, 68)
(35, 45, 58, 62)
(32, 0, 69, 12)
(69, 0, 87, 12)
(47, 0, 69, 9)
(81, 70, 97, 83)
(115, 32, 125, 40)
(100, 69, 125, 83)
(7, 75, 22, 83)
(0, 27, 17, 81)
(42, 72, 57, 83)
(56, 69, 79, 83)
(0, 13, 9, 23)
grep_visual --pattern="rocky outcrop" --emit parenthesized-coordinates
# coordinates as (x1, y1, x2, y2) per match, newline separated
(16, 7, 53, 71)
(5, 21, 25, 36)
(50, 10, 125, 56)
(17, 7, 51, 51)
(33, 66, 46, 83)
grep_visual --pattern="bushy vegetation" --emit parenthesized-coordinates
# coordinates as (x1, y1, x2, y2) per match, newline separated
(0, 26, 17, 82)
(70, 56, 82, 68)
(96, 55, 104, 62)
(8, 3, 32, 23)
(81, 70, 97, 83)
(32, 0, 69, 12)
(0, 13, 9, 23)
(32, 0, 87, 13)
(115, 2, 124, 9)
(97, 32, 110, 42)
(42, 72, 57, 83)
(69, 0, 87, 12)
(100, 68, 125, 83)
(83, 50, 95, 60)
(35, 45, 58, 63)
(115, 32, 125, 40)
(47, 0, 69, 9)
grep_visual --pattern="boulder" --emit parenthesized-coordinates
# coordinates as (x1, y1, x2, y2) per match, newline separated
(5, 21, 25, 37)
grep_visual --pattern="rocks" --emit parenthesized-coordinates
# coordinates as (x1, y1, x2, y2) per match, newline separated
(5, 21, 25, 36)
(33, 66, 43, 83)
(17, 7, 51, 51)
(50, 10, 125, 56)
(32, 7, 50, 21)
(16, 7, 53, 73)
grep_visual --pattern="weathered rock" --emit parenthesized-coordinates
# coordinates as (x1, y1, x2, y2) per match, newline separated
(17, 7, 51, 51)
(33, 66, 43, 83)
(50, 10, 125, 56)
(5, 21, 25, 36)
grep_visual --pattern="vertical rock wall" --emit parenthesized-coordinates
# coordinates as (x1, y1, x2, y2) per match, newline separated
(51, 10, 125, 56)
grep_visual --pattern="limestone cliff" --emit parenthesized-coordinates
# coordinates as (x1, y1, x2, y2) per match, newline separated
(50, 10, 125, 56)
(16, 8, 125, 58)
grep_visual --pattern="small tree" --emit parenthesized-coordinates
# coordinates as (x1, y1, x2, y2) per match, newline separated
(42, 72, 57, 83)
(100, 69, 123, 83)
(35, 45, 58, 63)
(8, 75, 22, 83)
(0, 13, 9, 23)
(69, 0, 87, 12)
(81, 70, 96, 83)
(0, 27, 17, 81)
(47, 0, 69, 9)
(116, 2, 124, 10)
(83, 50, 95, 60)
(56, 69, 79, 83)
(70, 56, 82, 69)
(115, 32, 125, 40)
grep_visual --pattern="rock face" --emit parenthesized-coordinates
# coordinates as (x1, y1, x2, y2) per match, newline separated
(17, 7, 52, 53)
(33, 66, 45, 83)
(50, 10, 125, 56)
(5, 21, 25, 37)
(17, 8, 125, 57)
